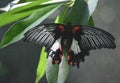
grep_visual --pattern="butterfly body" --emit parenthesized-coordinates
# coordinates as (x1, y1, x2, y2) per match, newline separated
(61, 27, 73, 51)
(23, 23, 116, 68)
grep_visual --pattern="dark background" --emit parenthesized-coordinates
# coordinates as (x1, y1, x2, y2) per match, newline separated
(0, 0, 120, 83)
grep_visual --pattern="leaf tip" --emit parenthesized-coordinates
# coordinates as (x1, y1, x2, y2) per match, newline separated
(0, 43, 7, 49)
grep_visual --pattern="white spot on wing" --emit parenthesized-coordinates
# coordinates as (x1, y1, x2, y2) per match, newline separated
(49, 37, 61, 57)
(71, 38, 81, 54)
(51, 37, 61, 51)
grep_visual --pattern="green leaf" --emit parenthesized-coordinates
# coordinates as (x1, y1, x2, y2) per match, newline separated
(46, 50, 71, 83)
(18, 0, 39, 3)
(63, 0, 98, 25)
(35, 47, 47, 83)
(88, 16, 94, 26)
(0, 0, 49, 27)
(18, 0, 48, 3)
(55, 4, 70, 23)
(46, 57, 59, 83)
(57, 53, 70, 83)
(46, 49, 71, 83)
(0, 4, 62, 48)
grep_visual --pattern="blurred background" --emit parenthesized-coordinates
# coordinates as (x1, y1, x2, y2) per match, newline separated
(0, 0, 120, 83)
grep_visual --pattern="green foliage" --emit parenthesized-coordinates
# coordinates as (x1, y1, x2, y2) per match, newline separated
(0, 0, 49, 27)
(88, 16, 94, 26)
(35, 47, 47, 83)
(18, 0, 40, 3)
(0, 0, 98, 83)
(0, 1, 65, 48)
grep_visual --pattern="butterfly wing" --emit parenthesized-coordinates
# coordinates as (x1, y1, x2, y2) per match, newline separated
(23, 23, 116, 68)
(23, 23, 65, 51)
(73, 25, 116, 51)
(69, 25, 116, 68)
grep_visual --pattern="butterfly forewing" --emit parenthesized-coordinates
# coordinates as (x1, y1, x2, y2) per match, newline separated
(74, 25, 116, 50)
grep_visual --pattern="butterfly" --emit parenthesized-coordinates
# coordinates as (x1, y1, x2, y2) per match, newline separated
(23, 23, 116, 68)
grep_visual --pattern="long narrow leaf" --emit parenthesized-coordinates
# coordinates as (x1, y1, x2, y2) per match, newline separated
(0, 0, 49, 27)
(88, 16, 94, 26)
(35, 47, 47, 83)
(0, 4, 62, 48)
(46, 57, 59, 83)
(57, 53, 70, 83)
(63, 0, 98, 25)
(55, 4, 70, 23)
(0, 0, 69, 27)
(18, 0, 47, 3)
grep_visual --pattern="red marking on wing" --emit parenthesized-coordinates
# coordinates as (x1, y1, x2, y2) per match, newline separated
(58, 25, 65, 32)
(55, 60, 60, 64)
(59, 47, 62, 51)
(69, 49, 72, 53)
(72, 26, 80, 34)
(70, 62, 73, 65)
(59, 54, 63, 59)
(67, 55, 71, 60)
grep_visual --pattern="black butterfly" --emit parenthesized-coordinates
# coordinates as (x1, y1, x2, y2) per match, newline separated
(23, 23, 116, 68)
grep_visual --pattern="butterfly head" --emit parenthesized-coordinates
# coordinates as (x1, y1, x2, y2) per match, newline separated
(66, 22, 72, 30)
